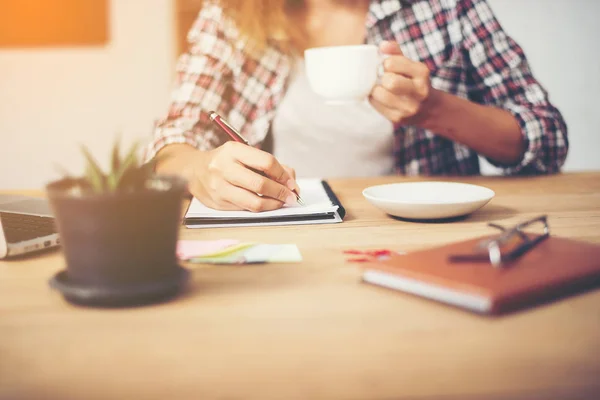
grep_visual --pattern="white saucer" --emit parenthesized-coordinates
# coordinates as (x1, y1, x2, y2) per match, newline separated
(362, 181, 495, 220)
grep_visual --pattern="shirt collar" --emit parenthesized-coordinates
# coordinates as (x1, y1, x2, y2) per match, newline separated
(366, 0, 411, 28)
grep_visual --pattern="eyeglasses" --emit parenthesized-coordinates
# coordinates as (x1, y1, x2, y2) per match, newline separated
(449, 215, 550, 268)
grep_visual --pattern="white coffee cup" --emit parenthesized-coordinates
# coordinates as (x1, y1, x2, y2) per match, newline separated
(304, 44, 380, 105)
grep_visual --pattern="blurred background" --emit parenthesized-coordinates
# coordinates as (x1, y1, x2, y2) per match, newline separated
(0, 0, 598, 189)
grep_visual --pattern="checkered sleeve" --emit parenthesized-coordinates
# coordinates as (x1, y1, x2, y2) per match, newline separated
(144, 5, 238, 162)
(459, 0, 568, 175)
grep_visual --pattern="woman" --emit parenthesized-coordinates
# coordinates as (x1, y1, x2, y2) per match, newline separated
(146, 0, 568, 212)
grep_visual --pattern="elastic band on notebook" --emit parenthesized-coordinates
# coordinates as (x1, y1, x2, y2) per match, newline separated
(321, 180, 346, 219)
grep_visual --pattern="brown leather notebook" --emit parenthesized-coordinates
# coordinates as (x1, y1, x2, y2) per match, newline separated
(361, 235, 600, 315)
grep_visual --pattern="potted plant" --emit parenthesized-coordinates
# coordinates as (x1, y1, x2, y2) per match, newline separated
(47, 139, 189, 307)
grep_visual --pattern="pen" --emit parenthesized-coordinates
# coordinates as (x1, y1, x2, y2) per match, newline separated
(208, 111, 305, 206)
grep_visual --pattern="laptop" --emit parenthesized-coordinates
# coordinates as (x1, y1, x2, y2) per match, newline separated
(0, 194, 60, 259)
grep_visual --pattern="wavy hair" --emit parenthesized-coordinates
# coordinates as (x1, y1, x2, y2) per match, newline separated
(208, 0, 415, 54)
(208, 0, 301, 53)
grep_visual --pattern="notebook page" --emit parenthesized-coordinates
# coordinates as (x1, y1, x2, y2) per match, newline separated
(185, 178, 338, 219)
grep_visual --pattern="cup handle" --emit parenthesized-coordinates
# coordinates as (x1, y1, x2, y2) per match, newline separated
(377, 51, 390, 82)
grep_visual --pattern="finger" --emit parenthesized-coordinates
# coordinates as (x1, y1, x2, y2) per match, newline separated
(282, 165, 300, 194)
(379, 40, 403, 56)
(224, 142, 296, 190)
(188, 177, 243, 211)
(218, 181, 285, 212)
(383, 56, 429, 80)
(380, 72, 418, 97)
(224, 162, 297, 205)
(372, 85, 421, 114)
(370, 87, 423, 124)
(199, 196, 241, 211)
(369, 95, 405, 124)
(371, 85, 401, 109)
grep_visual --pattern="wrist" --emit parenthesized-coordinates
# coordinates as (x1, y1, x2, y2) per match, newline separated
(156, 144, 202, 178)
(156, 144, 210, 197)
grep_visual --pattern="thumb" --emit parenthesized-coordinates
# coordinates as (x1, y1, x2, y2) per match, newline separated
(379, 40, 403, 55)
(282, 165, 299, 193)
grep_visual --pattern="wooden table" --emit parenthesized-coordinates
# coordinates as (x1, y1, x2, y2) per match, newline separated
(1, 172, 600, 400)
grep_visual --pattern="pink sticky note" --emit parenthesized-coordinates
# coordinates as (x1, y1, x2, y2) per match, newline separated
(177, 239, 241, 260)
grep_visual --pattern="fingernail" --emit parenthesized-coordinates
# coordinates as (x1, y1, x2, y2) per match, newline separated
(285, 193, 297, 205)
(286, 179, 296, 190)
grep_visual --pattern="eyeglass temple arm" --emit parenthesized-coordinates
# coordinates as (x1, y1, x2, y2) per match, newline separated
(484, 223, 526, 247)
(488, 223, 506, 231)
(488, 217, 548, 244)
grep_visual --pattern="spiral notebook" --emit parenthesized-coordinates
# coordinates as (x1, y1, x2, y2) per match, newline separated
(183, 179, 345, 228)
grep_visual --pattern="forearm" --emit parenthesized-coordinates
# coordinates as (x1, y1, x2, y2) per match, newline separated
(417, 89, 525, 165)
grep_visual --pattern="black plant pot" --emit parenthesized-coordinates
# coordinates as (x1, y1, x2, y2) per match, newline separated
(46, 175, 189, 307)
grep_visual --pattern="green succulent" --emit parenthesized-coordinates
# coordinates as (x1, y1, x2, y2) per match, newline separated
(66, 139, 163, 194)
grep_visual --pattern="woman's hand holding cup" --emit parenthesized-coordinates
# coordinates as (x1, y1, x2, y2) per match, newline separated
(369, 41, 436, 126)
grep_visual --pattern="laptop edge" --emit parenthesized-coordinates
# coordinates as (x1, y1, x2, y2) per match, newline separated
(0, 195, 60, 259)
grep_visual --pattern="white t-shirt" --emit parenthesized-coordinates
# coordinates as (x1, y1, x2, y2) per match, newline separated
(271, 59, 395, 178)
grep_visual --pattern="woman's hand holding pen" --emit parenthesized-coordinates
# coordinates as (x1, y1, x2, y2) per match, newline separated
(369, 41, 438, 126)
(188, 141, 301, 212)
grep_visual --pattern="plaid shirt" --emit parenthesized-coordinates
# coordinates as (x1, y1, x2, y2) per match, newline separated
(145, 0, 568, 176)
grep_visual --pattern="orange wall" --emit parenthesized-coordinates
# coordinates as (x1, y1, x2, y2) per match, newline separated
(0, 0, 175, 189)
(0, 0, 109, 47)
